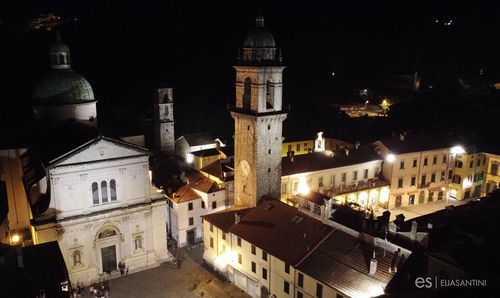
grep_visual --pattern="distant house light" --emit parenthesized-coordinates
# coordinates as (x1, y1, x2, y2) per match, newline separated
(386, 153, 396, 163)
(451, 146, 465, 154)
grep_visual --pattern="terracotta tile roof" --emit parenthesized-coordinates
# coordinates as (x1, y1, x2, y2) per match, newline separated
(180, 133, 214, 147)
(191, 148, 221, 157)
(376, 132, 462, 154)
(171, 184, 200, 203)
(282, 146, 381, 176)
(228, 200, 333, 266)
(201, 207, 253, 232)
(200, 159, 224, 180)
(297, 229, 406, 297)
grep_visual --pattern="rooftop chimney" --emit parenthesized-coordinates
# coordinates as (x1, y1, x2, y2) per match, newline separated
(369, 250, 377, 276)
(410, 221, 417, 241)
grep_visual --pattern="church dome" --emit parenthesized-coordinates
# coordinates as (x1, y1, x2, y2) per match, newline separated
(32, 70, 95, 104)
(242, 15, 276, 48)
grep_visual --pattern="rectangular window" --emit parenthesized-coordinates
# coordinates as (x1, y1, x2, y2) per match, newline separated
(285, 264, 290, 274)
(238, 253, 242, 264)
(431, 173, 436, 183)
(398, 178, 403, 188)
(189, 217, 194, 226)
(188, 202, 193, 210)
(210, 223, 213, 232)
(292, 181, 299, 193)
(336, 294, 343, 298)
(316, 283, 323, 298)
(353, 171, 358, 180)
(470, 161, 474, 168)
(443, 155, 447, 164)
(262, 251, 268, 261)
(318, 177, 323, 187)
(433, 156, 437, 165)
(364, 169, 368, 179)
(284, 281, 290, 294)
(251, 261, 256, 273)
(297, 291, 303, 298)
(413, 159, 417, 168)
(492, 163, 499, 176)
(201, 201, 205, 209)
(441, 171, 445, 181)
(304, 143, 308, 148)
(262, 268, 267, 280)
(423, 157, 428, 166)
(330, 174, 335, 187)
(251, 245, 256, 255)
(400, 161, 405, 169)
(411, 176, 416, 186)
(448, 169, 453, 179)
(222, 232, 226, 240)
(298, 272, 304, 287)
(237, 237, 241, 247)
(421, 174, 427, 186)
(428, 192, 434, 202)
(281, 183, 287, 194)
(341, 173, 346, 183)
(296, 144, 300, 152)
(210, 237, 214, 248)
(212, 201, 217, 209)
(477, 158, 481, 166)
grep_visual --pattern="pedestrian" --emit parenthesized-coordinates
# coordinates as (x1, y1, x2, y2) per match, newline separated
(126, 266, 129, 275)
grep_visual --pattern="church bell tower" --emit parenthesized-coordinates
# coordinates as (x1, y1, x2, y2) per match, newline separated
(231, 15, 287, 207)
(153, 87, 175, 152)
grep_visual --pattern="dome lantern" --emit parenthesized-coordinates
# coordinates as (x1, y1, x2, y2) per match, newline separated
(50, 32, 71, 70)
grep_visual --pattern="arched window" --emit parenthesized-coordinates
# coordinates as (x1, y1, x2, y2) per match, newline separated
(58, 54, 64, 65)
(51, 54, 58, 65)
(92, 182, 99, 204)
(243, 77, 251, 110)
(110, 179, 117, 201)
(266, 80, 274, 109)
(101, 181, 108, 203)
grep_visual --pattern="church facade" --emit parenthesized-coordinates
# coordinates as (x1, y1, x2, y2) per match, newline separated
(32, 137, 170, 285)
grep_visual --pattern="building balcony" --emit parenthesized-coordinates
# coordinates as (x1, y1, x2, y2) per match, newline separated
(323, 179, 390, 197)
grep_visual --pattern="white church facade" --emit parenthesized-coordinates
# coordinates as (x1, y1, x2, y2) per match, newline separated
(31, 137, 170, 285)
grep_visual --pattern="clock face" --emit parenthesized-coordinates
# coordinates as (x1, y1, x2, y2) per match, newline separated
(240, 160, 251, 177)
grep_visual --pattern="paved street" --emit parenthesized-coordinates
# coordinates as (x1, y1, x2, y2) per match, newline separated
(79, 244, 249, 298)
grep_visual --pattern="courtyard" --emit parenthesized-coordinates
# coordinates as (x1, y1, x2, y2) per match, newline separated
(79, 244, 249, 298)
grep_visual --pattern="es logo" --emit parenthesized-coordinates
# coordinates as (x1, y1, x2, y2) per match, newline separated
(415, 277, 433, 289)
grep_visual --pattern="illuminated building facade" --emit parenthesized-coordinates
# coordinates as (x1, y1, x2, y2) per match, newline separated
(374, 133, 461, 209)
(483, 151, 500, 195)
(26, 137, 170, 286)
(280, 147, 388, 210)
(449, 152, 486, 200)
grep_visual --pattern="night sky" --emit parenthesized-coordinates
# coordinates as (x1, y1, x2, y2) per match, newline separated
(2, 0, 500, 145)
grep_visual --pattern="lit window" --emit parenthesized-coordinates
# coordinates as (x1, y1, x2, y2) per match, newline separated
(92, 182, 99, 205)
(110, 179, 117, 201)
(101, 181, 108, 203)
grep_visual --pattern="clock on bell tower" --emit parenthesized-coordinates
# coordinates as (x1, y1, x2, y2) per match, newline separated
(231, 15, 287, 207)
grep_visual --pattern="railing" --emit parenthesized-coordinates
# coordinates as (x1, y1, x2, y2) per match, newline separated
(323, 179, 390, 196)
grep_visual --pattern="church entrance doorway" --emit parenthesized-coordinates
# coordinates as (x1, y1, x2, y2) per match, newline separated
(187, 229, 195, 245)
(101, 245, 117, 273)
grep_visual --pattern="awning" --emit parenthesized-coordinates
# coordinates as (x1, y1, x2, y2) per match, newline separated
(213, 255, 229, 272)
(203, 249, 217, 265)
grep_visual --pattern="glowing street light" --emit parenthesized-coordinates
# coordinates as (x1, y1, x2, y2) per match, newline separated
(451, 146, 466, 154)
(386, 153, 395, 163)
(11, 234, 21, 245)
